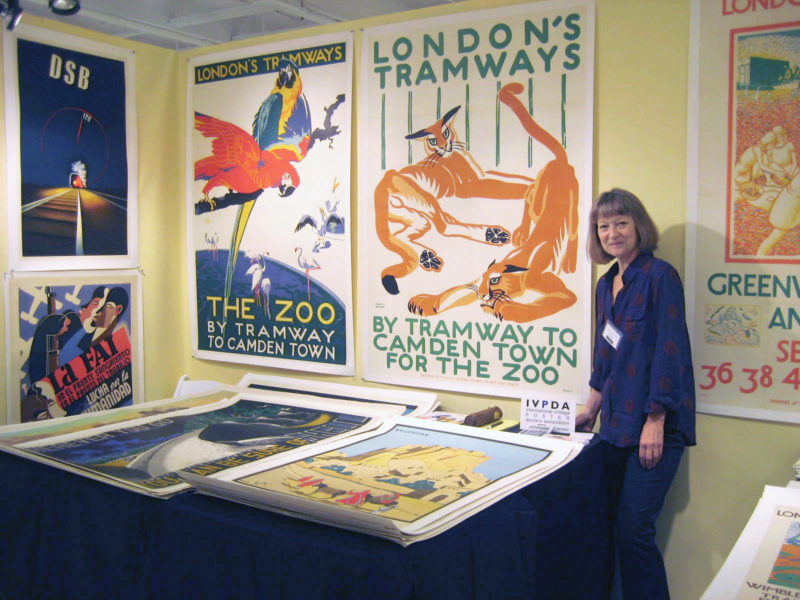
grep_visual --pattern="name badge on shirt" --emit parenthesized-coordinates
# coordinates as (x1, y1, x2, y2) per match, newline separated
(602, 320, 622, 350)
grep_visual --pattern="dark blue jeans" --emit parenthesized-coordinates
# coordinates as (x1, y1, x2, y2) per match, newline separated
(603, 433, 685, 600)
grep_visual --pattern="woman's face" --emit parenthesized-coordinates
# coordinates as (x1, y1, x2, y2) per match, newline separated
(597, 213, 639, 265)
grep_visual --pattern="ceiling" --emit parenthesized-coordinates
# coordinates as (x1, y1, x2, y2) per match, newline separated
(14, 0, 463, 50)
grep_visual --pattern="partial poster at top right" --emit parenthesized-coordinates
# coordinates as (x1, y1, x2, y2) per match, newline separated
(686, 0, 800, 422)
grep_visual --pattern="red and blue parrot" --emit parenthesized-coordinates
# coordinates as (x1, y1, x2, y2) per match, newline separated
(195, 57, 312, 304)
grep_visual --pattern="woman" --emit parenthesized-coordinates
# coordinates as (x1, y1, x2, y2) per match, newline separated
(576, 188, 696, 600)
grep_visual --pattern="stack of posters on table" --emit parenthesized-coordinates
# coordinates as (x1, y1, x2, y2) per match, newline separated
(237, 373, 438, 417)
(417, 410, 468, 424)
(180, 416, 583, 546)
(0, 385, 408, 498)
(520, 426, 595, 446)
(701, 485, 800, 599)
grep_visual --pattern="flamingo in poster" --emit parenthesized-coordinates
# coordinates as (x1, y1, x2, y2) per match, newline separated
(294, 245, 320, 301)
(244, 251, 272, 318)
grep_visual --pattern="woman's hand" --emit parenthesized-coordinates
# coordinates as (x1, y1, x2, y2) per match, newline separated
(639, 412, 665, 468)
(576, 388, 602, 432)
(575, 411, 596, 432)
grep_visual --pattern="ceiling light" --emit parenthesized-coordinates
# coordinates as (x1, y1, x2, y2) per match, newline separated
(49, 0, 80, 16)
(1, 0, 23, 31)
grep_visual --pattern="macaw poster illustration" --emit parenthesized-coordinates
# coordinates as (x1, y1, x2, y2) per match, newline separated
(687, 2, 800, 422)
(359, 1, 594, 399)
(3, 25, 137, 271)
(4, 270, 143, 424)
(187, 33, 354, 375)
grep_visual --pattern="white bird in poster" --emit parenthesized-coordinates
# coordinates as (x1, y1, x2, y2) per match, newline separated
(294, 178, 345, 253)
(294, 245, 320, 301)
(245, 251, 271, 318)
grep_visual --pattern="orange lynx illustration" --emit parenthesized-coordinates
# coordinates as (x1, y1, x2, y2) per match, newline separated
(405, 82, 579, 323)
(375, 95, 539, 295)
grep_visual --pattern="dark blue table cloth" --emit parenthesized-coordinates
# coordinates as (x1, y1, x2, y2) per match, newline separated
(0, 438, 611, 599)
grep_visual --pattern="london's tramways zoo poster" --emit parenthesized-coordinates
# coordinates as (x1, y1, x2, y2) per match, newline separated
(359, 1, 594, 399)
(3, 270, 143, 424)
(687, 1, 800, 422)
(3, 24, 138, 271)
(187, 33, 354, 375)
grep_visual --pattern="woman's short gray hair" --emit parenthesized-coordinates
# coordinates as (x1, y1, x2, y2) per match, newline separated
(587, 188, 659, 264)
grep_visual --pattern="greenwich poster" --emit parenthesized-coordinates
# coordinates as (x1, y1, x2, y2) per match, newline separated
(187, 33, 354, 375)
(687, 1, 800, 422)
(4, 270, 143, 424)
(359, 0, 594, 399)
(3, 24, 138, 271)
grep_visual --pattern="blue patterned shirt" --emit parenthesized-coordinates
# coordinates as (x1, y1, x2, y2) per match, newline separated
(589, 252, 696, 447)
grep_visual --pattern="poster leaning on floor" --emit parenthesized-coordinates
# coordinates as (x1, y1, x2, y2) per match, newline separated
(3, 24, 138, 271)
(3, 269, 144, 424)
(700, 485, 800, 599)
(186, 33, 355, 375)
(686, 1, 800, 422)
(359, 1, 595, 399)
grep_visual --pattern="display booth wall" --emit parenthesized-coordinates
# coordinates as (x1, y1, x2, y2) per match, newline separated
(0, 1, 797, 599)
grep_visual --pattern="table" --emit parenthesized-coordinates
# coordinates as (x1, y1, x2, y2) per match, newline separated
(0, 438, 611, 599)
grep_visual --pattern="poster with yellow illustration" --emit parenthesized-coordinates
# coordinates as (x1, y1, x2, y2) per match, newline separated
(179, 417, 581, 544)
(359, 0, 595, 399)
(687, 1, 800, 422)
(220, 418, 577, 540)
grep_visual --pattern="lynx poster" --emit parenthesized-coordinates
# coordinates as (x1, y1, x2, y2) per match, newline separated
(3, 270, 143, 424)
(3, 25, 138, 271)
(686, 1, 800, 422)
(360, 0, 594, 399)
(187, 33, 354, 375)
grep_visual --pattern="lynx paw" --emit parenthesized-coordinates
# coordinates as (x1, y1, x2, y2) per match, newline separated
(382, 274, 399, 295)
(408, 294, 439, 315)
(419, 250, 443, 271)
(485, 227, 510, 244)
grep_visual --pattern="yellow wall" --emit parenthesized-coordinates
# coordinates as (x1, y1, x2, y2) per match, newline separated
(1, 2, 798, 599)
